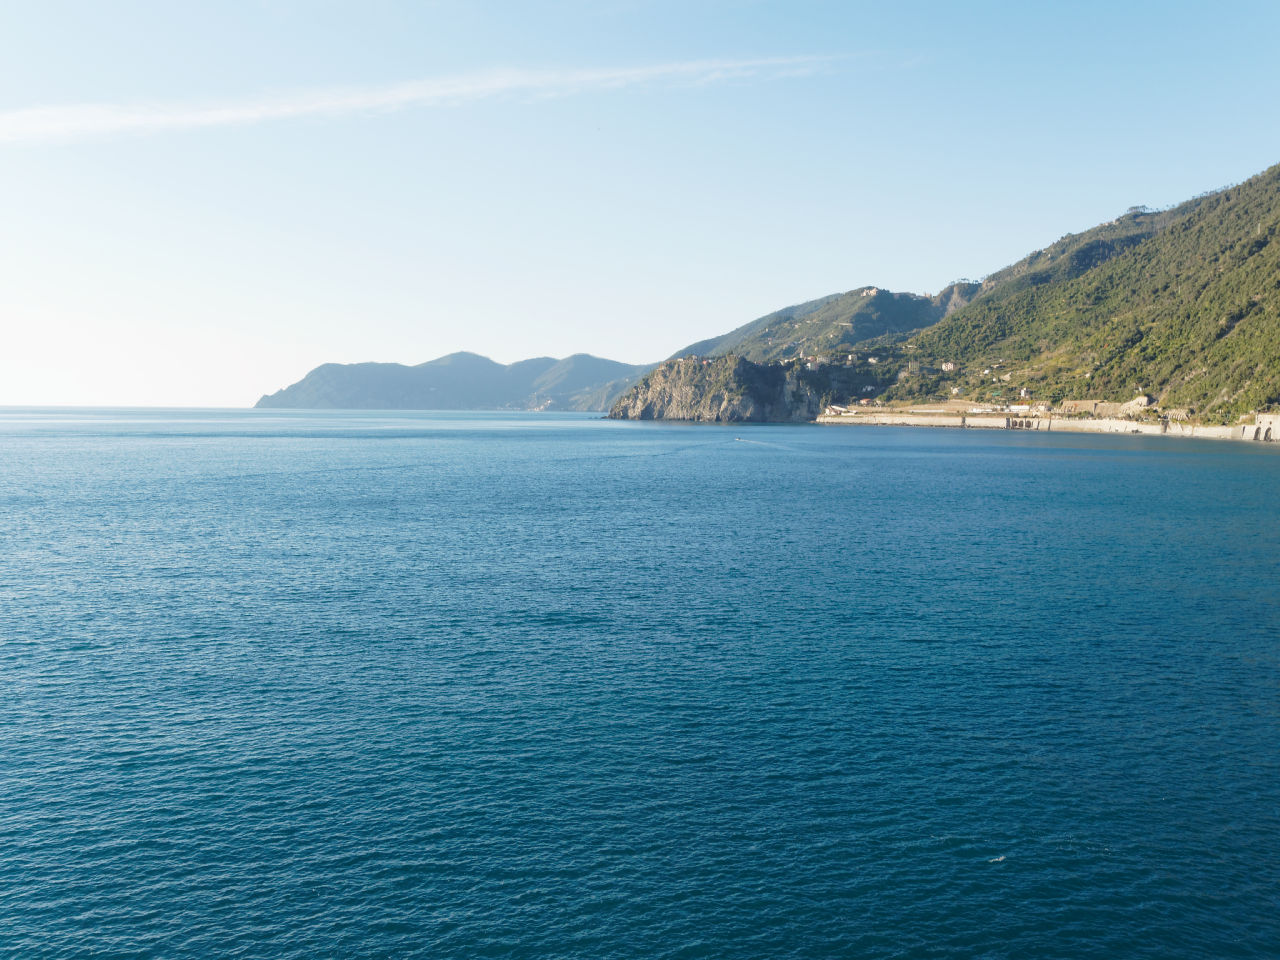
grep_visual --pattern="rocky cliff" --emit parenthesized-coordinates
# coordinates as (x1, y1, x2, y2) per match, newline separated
(607, 356, 829, 422)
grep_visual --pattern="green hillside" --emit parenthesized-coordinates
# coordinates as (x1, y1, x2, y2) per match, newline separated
(674, 282, 980, 362)
(890, 164, 1280, 420)
(670, 197, 1202, 369)
(258, 162, 1280, 423)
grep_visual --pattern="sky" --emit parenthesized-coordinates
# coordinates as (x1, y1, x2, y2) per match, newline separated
(2, 0, 1279, 406)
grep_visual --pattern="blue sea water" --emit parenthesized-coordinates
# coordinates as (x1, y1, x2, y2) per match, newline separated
(2, 408, 1278, 959)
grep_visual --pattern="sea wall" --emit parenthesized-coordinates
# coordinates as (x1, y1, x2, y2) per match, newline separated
(1238, 413, 1280, 441)
(1053, 419, 1236, 439)
(815, 413, 1259, 443)
(828, 413, 968, 428)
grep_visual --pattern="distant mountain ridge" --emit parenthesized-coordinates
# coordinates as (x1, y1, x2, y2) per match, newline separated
(255, 352, 653, 411)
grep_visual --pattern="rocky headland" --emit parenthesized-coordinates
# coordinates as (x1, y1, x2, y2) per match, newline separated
(609, 355, 836, 422)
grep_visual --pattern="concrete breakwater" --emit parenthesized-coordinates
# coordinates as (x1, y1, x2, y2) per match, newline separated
(814, 411, 1277, 443)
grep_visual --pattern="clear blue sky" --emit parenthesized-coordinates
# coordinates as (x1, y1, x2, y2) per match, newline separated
(2, 0, 1278, 405)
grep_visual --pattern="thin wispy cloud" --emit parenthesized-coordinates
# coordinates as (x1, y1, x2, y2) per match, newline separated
(0, 57, 827, 144)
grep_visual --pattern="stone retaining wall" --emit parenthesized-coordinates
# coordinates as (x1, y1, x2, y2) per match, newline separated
(814, 413, 1262, 443)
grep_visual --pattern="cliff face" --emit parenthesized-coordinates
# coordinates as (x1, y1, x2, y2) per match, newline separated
(607, 356, 826, 422)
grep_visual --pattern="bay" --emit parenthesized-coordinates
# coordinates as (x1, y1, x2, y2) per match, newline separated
(2, 409, 1278, 958)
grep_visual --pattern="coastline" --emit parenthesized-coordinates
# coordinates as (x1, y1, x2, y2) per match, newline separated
(815, 410, 1278, 444)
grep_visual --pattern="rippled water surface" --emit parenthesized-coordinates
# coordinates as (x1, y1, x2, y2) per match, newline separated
(3, 409, 1279, 959)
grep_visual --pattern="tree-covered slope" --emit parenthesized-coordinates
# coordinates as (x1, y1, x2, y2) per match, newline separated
(256, 352, 653, 411)
(256, 161, 1280, 422)
(674, 282, 981, 362)
(893, 164, 1280, 420)
(670, 194, 1198, 369)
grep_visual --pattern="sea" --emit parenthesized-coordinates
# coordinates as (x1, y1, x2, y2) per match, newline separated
(2, 408, 1278, 959)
